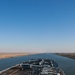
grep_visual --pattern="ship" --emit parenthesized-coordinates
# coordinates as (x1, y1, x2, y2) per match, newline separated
(0, 59, 65, 75)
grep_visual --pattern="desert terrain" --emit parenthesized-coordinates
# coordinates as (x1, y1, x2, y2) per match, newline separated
(0, 53, 36, 59)
(56, 53, 75, 59)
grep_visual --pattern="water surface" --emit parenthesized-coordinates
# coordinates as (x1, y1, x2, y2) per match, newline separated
(0, 53, 75, 75)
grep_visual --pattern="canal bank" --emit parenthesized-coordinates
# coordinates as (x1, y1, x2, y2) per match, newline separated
(56, 53, 75, 59)
(0, 53, 75, 75)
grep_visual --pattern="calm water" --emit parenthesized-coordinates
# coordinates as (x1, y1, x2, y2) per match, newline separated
(0, 53, 75, 75)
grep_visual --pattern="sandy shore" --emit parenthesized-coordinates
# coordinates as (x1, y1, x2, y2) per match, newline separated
(0, 53, 36, 59)
(56, 53, 75, 59)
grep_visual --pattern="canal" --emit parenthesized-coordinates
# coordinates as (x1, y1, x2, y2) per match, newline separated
(0, 53, 75, 75)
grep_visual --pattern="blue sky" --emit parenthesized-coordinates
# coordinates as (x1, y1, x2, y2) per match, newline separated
(0, 0, 75, 53)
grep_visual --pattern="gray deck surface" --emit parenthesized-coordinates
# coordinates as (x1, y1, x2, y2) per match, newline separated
(0, 68, 32, 75)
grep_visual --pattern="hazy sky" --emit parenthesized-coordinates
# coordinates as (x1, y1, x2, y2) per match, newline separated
(0, 0, 75, 53)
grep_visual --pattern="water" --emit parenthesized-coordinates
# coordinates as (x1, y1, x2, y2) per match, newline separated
(0, 53, 75, 75)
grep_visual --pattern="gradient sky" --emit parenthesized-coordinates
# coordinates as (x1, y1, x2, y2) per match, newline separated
(0, 0, 75, 53)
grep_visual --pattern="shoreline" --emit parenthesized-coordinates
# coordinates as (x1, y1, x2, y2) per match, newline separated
(56, 53, 75, 59)
(0, 53, 37, 59)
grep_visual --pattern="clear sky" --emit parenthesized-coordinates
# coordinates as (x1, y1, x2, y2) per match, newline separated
(0, 0, 75, 53)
